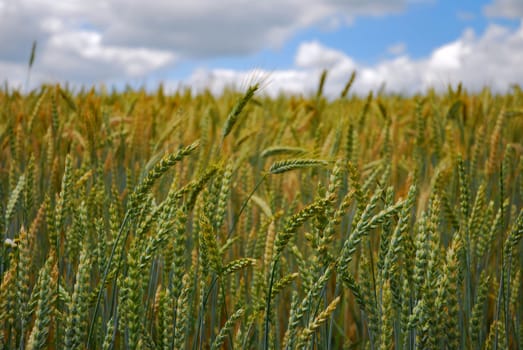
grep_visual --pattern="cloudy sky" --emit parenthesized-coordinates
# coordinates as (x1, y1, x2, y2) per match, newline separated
(1, 0, 522, 96)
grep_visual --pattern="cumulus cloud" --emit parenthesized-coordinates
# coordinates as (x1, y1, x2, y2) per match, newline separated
(0, 0, 414, 88)
(484, 0, 523, 18)
(184, 22, 523, 97)
(1, 0, 522, 95)
(295, 41, 356, 70)
(76, 0, 409, 56)
(43, 31, 175, 80)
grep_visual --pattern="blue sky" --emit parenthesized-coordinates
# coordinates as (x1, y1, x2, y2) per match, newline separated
(1, 0, 522, 95)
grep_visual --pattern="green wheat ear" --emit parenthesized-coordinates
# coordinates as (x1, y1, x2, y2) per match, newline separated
(222, 84, 259, 140)
(5, 174, 26, 231)
(296, 296, 340, 348)
(130, 140, 199, 212)
(211, 307, 245, 350)
(25, 40, 37, 91)
(341, 70, 357, 98)
(316, 69, 328, 99)
(269, 159, 328, 174)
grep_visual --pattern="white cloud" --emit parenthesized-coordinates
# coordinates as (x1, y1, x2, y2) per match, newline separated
(183, 22, 523, 96)
(97, 0, 407, 55)
(181, 68, 312, 97)
(0, 0, 410, 60)
(46, 31, 175, 76)
(0, 61, 31, 88)
(295, 41, 356, 70)
(484, 0, 523, 18)
(1, 0, 522, 95)
(0, 0, 414, 87)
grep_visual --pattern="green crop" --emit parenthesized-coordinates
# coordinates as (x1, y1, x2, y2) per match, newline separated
(0, 81, 522, 349)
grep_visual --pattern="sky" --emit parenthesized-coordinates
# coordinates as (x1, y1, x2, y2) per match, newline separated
(1, 0, 523, 97)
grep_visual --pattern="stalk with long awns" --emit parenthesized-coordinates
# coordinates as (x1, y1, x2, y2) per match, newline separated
(222, 84, 259, 141)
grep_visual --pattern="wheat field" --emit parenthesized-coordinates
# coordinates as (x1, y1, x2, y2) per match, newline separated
(0, 78, 522, 349)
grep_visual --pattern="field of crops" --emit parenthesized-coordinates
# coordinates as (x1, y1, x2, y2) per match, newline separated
(0, 78, 522, 349)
